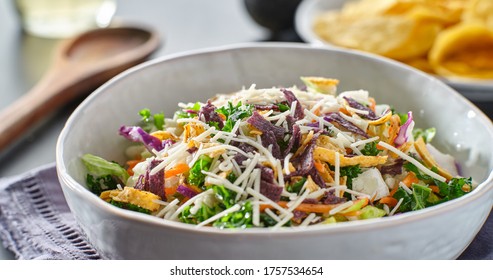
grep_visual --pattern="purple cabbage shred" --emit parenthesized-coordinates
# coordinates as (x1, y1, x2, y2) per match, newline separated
(394, 111, 413, 147)
(177, 185, 198, 198)
(119, 125, 166, 152)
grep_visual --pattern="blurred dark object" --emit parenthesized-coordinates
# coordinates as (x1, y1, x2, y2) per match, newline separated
(244, 0, 303, 41)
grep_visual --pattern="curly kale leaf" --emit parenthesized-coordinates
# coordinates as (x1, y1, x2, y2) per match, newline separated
(109, 200, 151, 214)
(139, 108, 165, 131)
(188, 155, 213, 188)
(213, 201, 253, 229)
(180, 204, 220, 224)
(340, 165, 362, 189)
(286, 177, 307, 194)
(86, 174, 122, 196)
(360, 141, 382, 156)
(212, 185, 236, 208)
(216, 101, 253, 132)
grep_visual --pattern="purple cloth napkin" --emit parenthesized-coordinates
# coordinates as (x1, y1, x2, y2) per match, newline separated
(0, 163, 491, 260)
(0, 163, 101, 260)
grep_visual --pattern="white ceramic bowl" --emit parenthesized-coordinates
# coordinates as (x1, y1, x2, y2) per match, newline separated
(56, 43, 493, 259)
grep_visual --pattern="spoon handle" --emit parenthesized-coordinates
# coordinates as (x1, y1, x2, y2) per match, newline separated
(0, 62, 83, 152)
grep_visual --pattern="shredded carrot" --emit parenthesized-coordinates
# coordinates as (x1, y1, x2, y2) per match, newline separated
(402, 172, 419, 187)
(312, 107, 321, 116)
(379, 196, 398, 207)
(126, 159, 143, 176)
(389, 186, 399, 196)
(313, 160, 325, 173)
(341, 210, 361, 217)
(164, 185, 178, 200)
(429, 185, 440, 193)
(339, 107, 351, 116)
(259, 201, 338, 214)
(218, 113, 227, 121)
(164, 163, 190, 179)
(368, 97, 376, 112)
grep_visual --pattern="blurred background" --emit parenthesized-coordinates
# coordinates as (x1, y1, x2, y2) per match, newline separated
(0, 0, 305, 178)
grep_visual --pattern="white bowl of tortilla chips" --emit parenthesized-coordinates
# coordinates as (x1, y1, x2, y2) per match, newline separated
(295, 0, 493, 88)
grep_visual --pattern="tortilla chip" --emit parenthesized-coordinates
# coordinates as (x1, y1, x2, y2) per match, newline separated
(429, 22, 493, 79)
(462, 0, 493, 28)
(314, 12, 440, 61)
(312, 0, 493, 80)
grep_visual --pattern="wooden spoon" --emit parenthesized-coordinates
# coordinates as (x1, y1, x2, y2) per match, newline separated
(0, 25, 160, 151)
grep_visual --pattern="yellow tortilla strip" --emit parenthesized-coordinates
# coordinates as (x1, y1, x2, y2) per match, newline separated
(301, 76, 339, 95)
(100, 187, 161, 212)
(314, 146, 388, 167)
(368, 111, 392, 125)
(414, 137, 454, 180)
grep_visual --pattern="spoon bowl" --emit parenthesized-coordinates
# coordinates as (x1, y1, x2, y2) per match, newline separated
(0, 25, 160, 152)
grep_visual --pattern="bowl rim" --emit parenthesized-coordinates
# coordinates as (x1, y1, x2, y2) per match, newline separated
(56, 42, 493, 236)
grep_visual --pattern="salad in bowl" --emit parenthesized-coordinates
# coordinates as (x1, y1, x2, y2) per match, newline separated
(81, 76, 472, 229)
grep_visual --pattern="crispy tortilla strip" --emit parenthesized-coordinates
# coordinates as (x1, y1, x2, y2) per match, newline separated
(304, 176, 320, 193)
(151, 130, 178, 141)
(368, 110, 392, 125)
(183, 122, 205, 141)
(300, 76, 339, 95)
(294, 130, 315, 158)
(414, 137, 454, 180)
(316, 135, 346, 153)
(315, 160, 334, 183)
(314, 146, 387, 167)
(100, 187, 161, 212)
